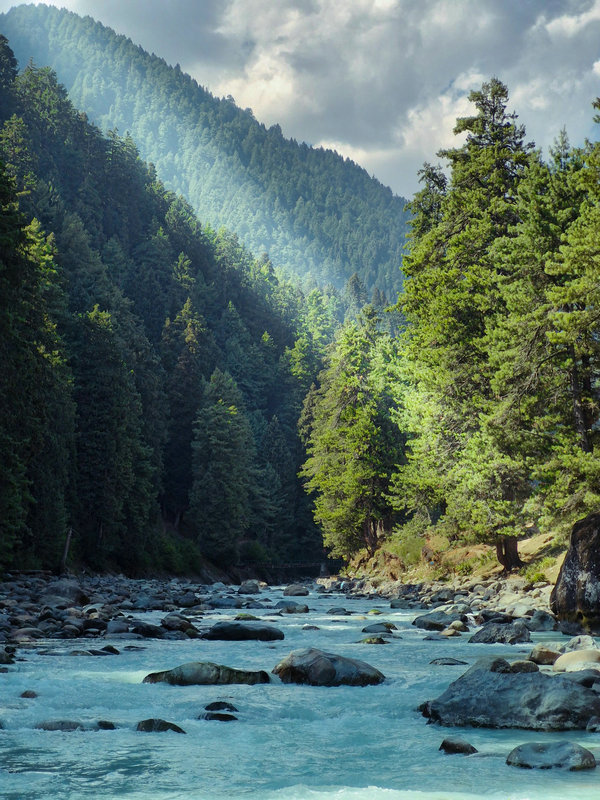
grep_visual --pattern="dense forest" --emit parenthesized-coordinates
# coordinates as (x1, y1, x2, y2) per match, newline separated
(0, 3, 409, 299)
(1, 11, 599, 581)
(0, 32, 357, 574)
(301, 79, 600, 572)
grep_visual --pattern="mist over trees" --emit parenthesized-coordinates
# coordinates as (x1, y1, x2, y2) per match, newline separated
(0, 3, 409, 299)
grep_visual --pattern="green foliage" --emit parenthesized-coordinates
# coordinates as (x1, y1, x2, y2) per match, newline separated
(301, 308, 406, 559)
(0, 34, 326, 573)
(0, 3, 409, 299)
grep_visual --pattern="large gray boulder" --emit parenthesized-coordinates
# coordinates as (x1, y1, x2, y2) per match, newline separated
(421, 656, 600, 730)
(506, 741, 596, 770)
(201, 621, 284, 641)
(272, 647, 385, 686)
(468, 621, 530, 645)
(143, 660, 270, 685)
(551, 512, 600, 631)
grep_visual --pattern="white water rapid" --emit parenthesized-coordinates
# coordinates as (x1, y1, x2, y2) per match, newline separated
(1, 586, 600, 799)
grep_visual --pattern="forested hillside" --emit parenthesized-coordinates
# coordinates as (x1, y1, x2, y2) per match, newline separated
(300, 79, 600, 573)
(0, 3, 409, 298)
(0, 33, 343, 574)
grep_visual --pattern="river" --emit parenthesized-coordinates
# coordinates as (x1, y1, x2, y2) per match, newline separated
(1, 585, 599, 799)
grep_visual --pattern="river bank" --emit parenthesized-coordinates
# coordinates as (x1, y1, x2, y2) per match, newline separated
(2, 570, 600, 799)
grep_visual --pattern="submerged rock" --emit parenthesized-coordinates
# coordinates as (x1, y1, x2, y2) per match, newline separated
(136, 718, 186, 734)
(205, 701, 238, 712)
(506, 741, 596, 770)
(421, 656, 600, 730)
(35, 719, 86, 731)
(272, 647, 385, 686)
(143, 661, 270, 685)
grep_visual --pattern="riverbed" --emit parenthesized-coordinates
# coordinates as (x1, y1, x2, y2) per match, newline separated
(1, 585, 600, 799)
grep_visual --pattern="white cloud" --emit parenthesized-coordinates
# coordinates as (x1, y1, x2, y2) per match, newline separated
(2, 0, 600, 196)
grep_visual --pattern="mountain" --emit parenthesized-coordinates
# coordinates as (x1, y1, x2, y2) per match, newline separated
(0, 3, 409, 298)
(0, 33, 331, 574)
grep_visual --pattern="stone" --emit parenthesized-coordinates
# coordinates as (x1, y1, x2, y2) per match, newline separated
(506, 741, 596, 770)
(106, 619, 129, 634)
(421, 656, 600, 730)
(362, 622, 397, 634)
(136, 718, 186, 734)
(205, 701, 238, 712)
(200, 712, 238, 721)
(468, 621, 530, 645)
(528, 643, 561, 666)
(35, 720, 85, 731)
(561, 669, 600, 688)
(143, 661, 270, 685)
(238, 580, 261, 594)
(439, 737, 478, 755)
(283, 584, 309, 596)
(562, 634, 597, 652)
(412, 611, 467, 631)
(20, 690, 38, 698)
(360, 636, 388, 644)
(551, 512, 600, 631)
(524, 609, 557, 632)
(272, 647, 385, 686)
(275, 600, 309, 614)
(509, 660, 538, 674)
(201, 621, 284, 641)
(553, 649, 600, 673)
(429, 658, 468, 666)
(327, 607, 351, 616)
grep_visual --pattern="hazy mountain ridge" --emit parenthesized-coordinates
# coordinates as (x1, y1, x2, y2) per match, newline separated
(0, 3, 409, 297)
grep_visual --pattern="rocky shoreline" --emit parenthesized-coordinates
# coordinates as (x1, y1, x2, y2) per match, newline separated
(3, 569, 600, 772)
(0, 570, 560, 653)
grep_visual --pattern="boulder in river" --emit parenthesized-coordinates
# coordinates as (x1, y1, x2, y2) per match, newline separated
(143, 660, 270, 685)
(275, 600, 309, 613)
(550, 511, 600, 631)
(468, 621, 530, 645)
(283, 583, 309, 596)
(201, 621, 284, 641)
(136, 718, 186, 734)
(506, 741, 596, 770)
(439, 737, 478, 755)
(412, 611, 467, 631)
(272, 647, 385, 686)
(421, 656, 600, 729)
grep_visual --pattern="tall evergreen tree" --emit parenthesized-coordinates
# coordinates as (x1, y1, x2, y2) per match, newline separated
(301, 308, 405, 559)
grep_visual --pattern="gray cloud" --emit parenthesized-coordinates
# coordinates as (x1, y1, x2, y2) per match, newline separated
(1, 0, 599, 196)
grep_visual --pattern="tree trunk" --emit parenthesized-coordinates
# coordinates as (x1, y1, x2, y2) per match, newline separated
(569, 345, 592, 453)
(496, 535, 523, 572)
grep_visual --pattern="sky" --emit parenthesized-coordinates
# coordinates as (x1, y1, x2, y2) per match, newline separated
(1, 0, 600, 197)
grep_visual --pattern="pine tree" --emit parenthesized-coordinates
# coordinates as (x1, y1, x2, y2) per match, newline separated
(301, 308, 404, 559)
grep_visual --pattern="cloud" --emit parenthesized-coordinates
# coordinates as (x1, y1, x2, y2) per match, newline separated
(1, 0, 600, 196)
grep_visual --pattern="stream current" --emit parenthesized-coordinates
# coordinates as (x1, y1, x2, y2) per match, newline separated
(1, 586, 600, 800)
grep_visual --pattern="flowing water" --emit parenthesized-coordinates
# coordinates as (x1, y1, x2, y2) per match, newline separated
(1, 587, 600, 800)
